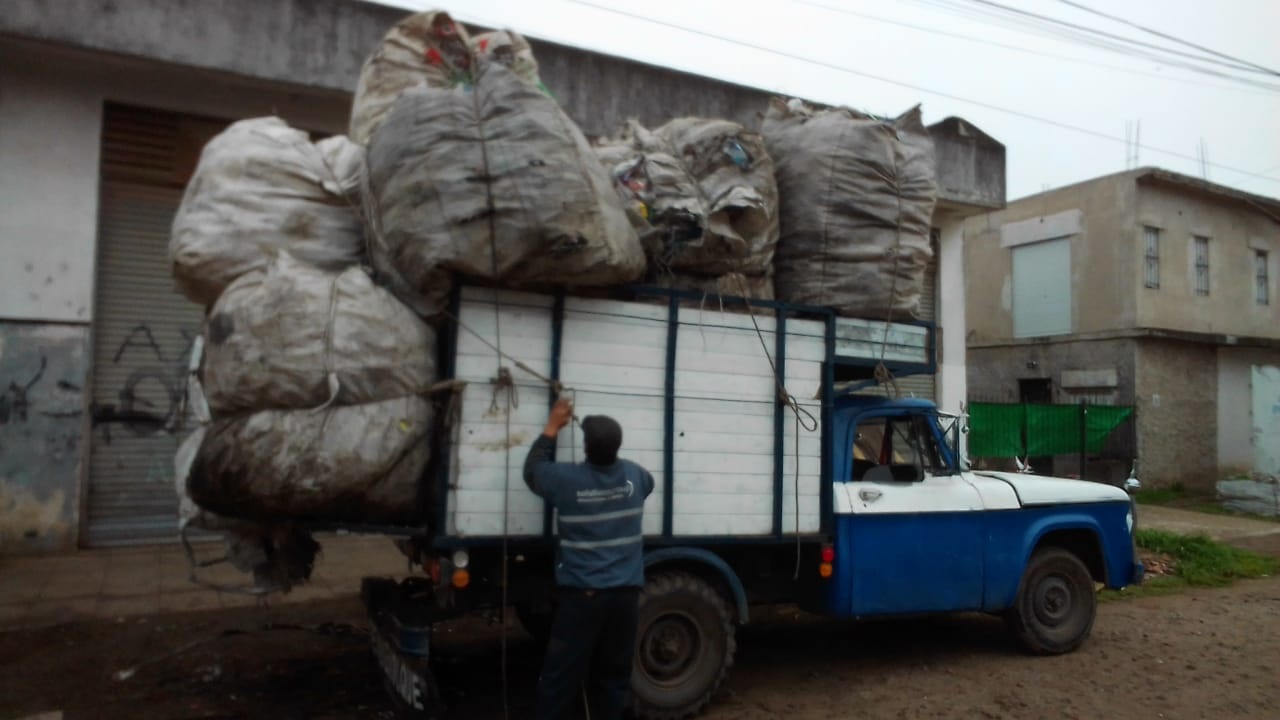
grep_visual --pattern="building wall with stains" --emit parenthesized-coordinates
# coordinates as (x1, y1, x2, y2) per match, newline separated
(0, 323, 89, 552)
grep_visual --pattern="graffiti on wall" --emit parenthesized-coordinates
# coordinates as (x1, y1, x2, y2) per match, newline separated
(90, 323, 198, 443)
(0, 323, 89, 553)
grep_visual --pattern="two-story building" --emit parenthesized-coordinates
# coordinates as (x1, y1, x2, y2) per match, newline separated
(965, 167, 1280, 490)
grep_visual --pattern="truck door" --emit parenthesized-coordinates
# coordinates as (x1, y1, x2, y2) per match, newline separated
(836, 413, 984, 615)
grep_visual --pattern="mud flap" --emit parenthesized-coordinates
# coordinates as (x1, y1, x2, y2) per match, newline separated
(363, 577, 441, 719)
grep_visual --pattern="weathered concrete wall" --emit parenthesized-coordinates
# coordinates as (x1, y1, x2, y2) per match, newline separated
(0, 0, 398, 96)
(963, 172, 1137, 344)
(1135, 181, 1280, 339)
(968, 338, 1138, 405)
(0, 322, 89, 553)
(1135, 339, 1217, 490)
(0, 57, 101, 323)
(930, 117, 1005, 212)
(0, 36, 350, 327)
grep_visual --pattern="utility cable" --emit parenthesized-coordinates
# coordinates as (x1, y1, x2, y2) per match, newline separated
(1053, 0, 1280, 77)
(790, 0, 1279, 96)
(920, 0, 1272, 76)
(568, 0, 1280, 185)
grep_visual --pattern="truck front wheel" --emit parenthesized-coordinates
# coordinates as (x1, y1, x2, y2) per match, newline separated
(629, 572, 735, 720)
(1005, 547, 1097, 655)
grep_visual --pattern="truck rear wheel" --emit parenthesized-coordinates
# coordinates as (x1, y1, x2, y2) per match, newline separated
(629, 572, 735, 720)
(1005, 547, 1096, 655)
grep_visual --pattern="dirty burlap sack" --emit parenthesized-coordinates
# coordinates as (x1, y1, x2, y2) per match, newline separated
(597, 119, 776, 299)
(187, 394, 432, 525)
(363, 58, 644, 310)
(200, 252, 436, 415)
(349, 10, 476, 145)
(170, 117, 365, 306)
(763, 100, 936, 319)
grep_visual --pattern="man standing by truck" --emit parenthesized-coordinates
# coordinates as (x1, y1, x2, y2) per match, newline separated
(523, 398, 655, 720)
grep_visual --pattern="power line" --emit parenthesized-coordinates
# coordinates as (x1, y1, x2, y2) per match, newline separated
(906, 0, 1280, 90)
(566, 0, 1280, 185)
(932, 0, 1268, 74)
(1054, 0, 1280, 77)
(792, 0, 1280, 96)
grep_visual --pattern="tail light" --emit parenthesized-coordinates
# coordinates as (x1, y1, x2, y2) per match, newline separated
(819, 544, 835, 578)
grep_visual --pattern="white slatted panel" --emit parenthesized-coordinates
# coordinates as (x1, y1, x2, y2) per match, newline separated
(448, 289, 828, 539)
(672, 312, 824, 536)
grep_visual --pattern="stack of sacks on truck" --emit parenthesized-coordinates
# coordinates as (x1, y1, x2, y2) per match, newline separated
(169, 117, 437, 590)
(595, 118, 779, 300)
(762, 98, 937, 320)
(353, 10, 645, 317)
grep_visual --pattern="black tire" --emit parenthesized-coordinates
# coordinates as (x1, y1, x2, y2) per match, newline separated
(629, 572, 736, 720)
(1005, 547, 1097, 655)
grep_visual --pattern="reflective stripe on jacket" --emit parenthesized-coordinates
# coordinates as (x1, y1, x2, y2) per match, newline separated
(523, 434, 655, 589)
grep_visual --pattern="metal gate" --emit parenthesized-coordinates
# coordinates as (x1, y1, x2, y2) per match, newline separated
(85, 104, 225, 546)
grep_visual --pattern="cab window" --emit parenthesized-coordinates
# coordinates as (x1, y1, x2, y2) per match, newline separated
(851, 414, 949, 481)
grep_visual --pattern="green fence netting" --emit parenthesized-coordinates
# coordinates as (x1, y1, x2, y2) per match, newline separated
(969, 403, 1133, 457)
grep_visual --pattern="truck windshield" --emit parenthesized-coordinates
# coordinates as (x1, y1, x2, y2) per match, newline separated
(851, 414, 952, 480)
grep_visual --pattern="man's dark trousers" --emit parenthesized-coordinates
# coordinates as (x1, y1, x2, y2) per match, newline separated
(533, 586, 640, 720)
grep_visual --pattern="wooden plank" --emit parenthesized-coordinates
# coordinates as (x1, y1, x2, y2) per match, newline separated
(460, 286, 556, 309)
(672, 513, 772, 535)
(673, 430, 822, 456)
(674, 452, 820, 476)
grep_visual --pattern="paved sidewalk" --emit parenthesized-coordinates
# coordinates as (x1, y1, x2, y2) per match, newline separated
(0, 533, 409, 630)
(1137, 504, 1280, 542)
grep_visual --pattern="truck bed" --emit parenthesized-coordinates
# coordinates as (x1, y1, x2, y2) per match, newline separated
(434, 286, 933, 544)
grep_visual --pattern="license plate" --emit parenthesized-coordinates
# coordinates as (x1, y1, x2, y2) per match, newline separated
(372, 630, 429, 711)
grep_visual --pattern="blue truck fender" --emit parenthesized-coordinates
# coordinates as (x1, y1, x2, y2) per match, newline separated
(644, 547, 750, 624)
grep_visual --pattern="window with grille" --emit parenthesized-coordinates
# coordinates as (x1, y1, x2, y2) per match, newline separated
(1193, 236, 1210, 296)
(1257, 250, 1270, 306)
(1143, 226, 1160, 289)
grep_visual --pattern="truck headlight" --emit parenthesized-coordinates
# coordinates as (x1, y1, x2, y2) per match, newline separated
(451, 549, 470, 569)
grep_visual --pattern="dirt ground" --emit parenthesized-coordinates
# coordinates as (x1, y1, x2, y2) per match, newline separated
(2, 576, 1278, 720)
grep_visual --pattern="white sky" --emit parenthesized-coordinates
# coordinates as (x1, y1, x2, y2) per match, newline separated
(377, 0, 1280, 201)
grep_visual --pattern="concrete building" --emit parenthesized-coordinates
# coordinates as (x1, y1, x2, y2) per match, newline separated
(0, 0, 1004, 553)
(965, 167, 1280, 490)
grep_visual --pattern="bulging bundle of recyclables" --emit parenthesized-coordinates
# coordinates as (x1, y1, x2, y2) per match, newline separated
(168, 7, 939, 591)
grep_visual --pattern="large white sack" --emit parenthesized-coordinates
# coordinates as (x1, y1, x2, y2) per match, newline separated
(349, 10, 475, 145)
(763, 100, 936, 319)
(363, 59, 645, 305)
(170, 117, 366, 306)
(187, 395, 433, 525)
(201, 252, 436, 415)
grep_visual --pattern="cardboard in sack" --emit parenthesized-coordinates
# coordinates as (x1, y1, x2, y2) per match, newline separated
(363, 58, 644, 308)
(201, 252, 436, 415)
(763, 99, 936, 320)
(170, 117, 365, 306)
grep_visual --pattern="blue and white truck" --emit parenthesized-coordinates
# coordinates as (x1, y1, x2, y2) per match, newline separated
(363, 285, 1143, 719)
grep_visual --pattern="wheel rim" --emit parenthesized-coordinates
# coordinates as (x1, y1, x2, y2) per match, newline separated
(639, 610, 703, 687)
(1032, 574, 1074, 626)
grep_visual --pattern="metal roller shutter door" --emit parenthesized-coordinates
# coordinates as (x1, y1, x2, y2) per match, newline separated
(86, 104, 224, 546)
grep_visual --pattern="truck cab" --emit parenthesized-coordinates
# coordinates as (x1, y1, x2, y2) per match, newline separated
(828, 395, 1142, 650)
